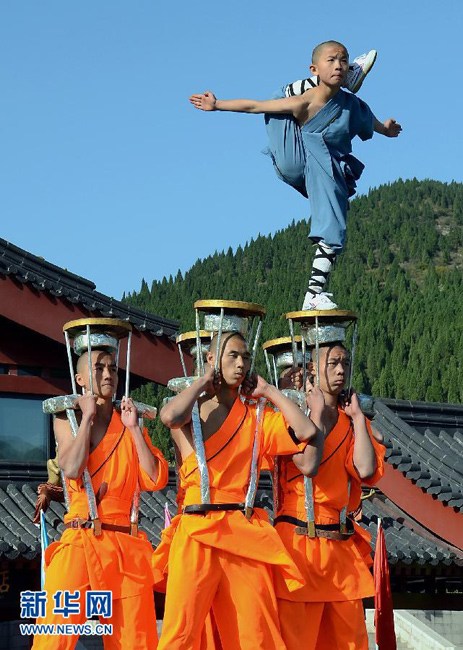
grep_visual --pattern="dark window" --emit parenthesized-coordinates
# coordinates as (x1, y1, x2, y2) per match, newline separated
(0, 396, 49, 461)
(17, 366, 42, 377)
(49, 367, 70, 379)
(0, 365, 8, 375)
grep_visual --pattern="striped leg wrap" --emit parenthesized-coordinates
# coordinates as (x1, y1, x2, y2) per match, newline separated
(284, 76, 317, 97)
(307, 242, 337, 296)
(285, 63, 357, 97)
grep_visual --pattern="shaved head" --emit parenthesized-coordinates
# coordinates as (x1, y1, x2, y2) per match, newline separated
(76, 351, 89, 374)
(312, 40, 348, 63)
(311, 342, 348, 362)
(76, 349, 113, 372)
(209, 331, 246, 357)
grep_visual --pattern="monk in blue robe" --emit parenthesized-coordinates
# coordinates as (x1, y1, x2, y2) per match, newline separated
(190, 39, 401, 310)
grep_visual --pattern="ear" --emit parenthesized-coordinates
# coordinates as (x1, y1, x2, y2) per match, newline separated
(307, 361, 315, 376)
(206, 350, 214, 367)
(75, 372, 85, 388)
(309, 63, 318, 76)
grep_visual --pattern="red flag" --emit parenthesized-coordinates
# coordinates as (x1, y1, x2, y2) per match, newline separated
(374, 519, 397, 649)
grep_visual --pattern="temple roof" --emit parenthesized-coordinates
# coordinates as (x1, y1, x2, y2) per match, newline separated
(0, 237, 178, 338)
(373, 398, 463, 511)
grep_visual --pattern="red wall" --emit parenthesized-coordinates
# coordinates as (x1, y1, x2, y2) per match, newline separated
(0, 275, 186, 393)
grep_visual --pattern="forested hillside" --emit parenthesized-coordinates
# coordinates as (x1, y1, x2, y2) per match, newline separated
(126, 178, 463, 454)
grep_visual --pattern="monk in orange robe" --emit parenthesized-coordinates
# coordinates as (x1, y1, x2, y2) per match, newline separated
(153, 464, 223, 650)
(33, 348, 169, 650)
(273, 342, 385, 650)
(155, 331, 323, 650)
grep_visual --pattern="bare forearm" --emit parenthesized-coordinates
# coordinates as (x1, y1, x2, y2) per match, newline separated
(264, 385, 318, 441)
(191, 91, 301, 116)
(374, 116, 402, 137)
(352, 414, 376, 478)
(215, 96, 297, 115)
(160, 376, 209, 429)
(128, 425, 159, 482)
(58, 416, 92, 479)
(292, 428, 324, 476)
(308, 406, 326, 437)
(373, 117, 386, 135)
(215, 98, 266, 113)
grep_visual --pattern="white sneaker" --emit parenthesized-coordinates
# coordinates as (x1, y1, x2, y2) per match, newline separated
(302, 292, 338, 311)
(345, 50, 377, 94)
(285, 50, 377, 98)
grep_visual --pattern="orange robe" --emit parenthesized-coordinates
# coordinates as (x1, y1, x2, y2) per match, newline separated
(274, 409, 385, 650)
(154, 471, 223, 650)
(154, 397, 306, 650)
(33, 410, 169, 650)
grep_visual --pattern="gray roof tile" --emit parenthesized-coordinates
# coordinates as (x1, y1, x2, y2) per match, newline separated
(1, 478, 462, 572)
(360, 494, 463, 568)
(373, 398, 463, 512)
(1, 398, 462, 574)
(0, 238, 179, 339)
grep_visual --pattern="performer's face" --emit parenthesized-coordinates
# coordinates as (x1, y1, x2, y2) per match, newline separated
(212, 334, 251, 388)
(317, 345, 350, 396)
(76, 351, 118, 399)
(310, 45, 349, 87)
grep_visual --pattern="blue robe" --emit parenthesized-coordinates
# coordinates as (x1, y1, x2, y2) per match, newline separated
(265, 88, 374, 251)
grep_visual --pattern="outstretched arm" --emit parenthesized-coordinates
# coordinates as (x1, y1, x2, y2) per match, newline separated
(189, 90, 301, 116)
(374, 116, 402, 137)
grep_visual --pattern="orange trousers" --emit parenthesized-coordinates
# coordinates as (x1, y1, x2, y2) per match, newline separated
(201, 611, 222, 649)
(278, 598, 368, 650)
(158, 532, 285, 650)
(32, 542, 158, 650)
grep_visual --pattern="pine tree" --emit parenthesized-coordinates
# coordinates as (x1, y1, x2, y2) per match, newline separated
(123, 179, 463, 451)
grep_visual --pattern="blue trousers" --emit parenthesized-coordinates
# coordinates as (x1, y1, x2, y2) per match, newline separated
(264, 94, 351, 252)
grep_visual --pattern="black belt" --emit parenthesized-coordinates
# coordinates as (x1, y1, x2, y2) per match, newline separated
(183, 503, 245, 514)
(274, 515, 342, 530)
(64, 519, 132, 534)
(273, 515, 354, 540)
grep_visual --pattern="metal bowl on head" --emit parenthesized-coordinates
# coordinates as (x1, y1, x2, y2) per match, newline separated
(285, 309, 357, 325)
(194, 299, 266, 318)
(194, 299, 266, 375)
(284, 310, 358, 390)
(262, 336, 308, 398)
(262, 336, 305, 369)
(195, 299, 266, 337)
(176, 330, 212, 378)
(177, 330, 211, 357)
(63, 318, 132, 356)
(62, 317, 134, 397)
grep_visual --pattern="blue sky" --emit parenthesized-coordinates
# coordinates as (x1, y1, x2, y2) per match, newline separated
(1, 1, 461, 300)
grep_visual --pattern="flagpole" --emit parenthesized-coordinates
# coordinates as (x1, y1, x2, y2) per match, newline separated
(164, 502, 172, 529)
(40, 510, 49, 589)
(375, 517, 381, 650)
